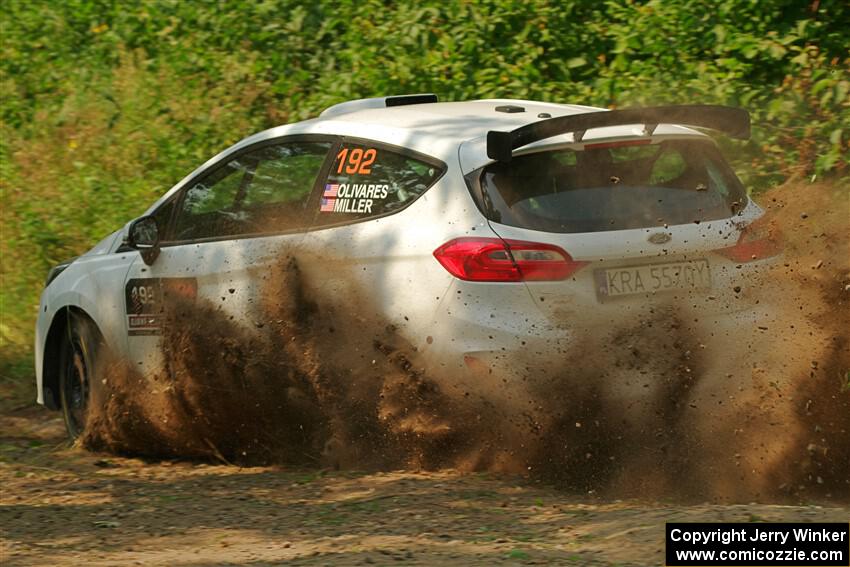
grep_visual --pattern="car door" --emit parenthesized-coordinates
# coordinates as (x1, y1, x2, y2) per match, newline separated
(123, 136, 335, 376)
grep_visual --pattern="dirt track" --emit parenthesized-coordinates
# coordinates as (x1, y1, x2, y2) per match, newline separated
(1, 407, 848, 567)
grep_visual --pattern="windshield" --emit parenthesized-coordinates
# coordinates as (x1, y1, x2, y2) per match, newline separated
(474, 139, 746, 233)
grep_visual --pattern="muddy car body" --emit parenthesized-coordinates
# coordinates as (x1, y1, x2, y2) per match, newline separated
(34, 96, 780, 436)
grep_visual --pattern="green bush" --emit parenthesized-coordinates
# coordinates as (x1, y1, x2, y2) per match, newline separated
(1, 0, 848, 379)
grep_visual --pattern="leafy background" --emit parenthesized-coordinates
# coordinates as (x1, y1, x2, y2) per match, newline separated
(1, 0, 848, 389)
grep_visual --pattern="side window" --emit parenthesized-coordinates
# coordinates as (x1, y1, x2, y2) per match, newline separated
(172, 141, 331, 241)
(313, 142, 443, 225)
(150, 197, 176, 241)
(241, 145, 329, 207)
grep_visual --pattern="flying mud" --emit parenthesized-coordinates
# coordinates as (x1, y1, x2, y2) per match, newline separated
(81, 181, 849, 504)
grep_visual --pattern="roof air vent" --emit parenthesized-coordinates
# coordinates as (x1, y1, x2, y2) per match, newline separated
(495, 105, 525, 113)
(386, 94, 438, 107)
(320, 94, 438, 118)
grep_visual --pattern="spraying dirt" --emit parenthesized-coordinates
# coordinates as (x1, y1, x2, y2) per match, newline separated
(757, 179, 850, 499)
(80, 180, 849, 504)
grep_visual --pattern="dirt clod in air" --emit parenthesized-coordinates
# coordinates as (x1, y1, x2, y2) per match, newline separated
(82, 180, 849, 503)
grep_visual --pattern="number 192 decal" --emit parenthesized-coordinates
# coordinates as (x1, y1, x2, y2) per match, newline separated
(336, 147, 377, 175)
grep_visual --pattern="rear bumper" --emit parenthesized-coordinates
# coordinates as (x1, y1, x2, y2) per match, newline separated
(421, 277, 775, 384)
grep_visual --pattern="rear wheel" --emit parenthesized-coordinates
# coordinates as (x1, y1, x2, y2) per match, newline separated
(59, 313, 101, 440)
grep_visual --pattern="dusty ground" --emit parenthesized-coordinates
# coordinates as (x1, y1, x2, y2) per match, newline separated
(1, 405, 848, 567)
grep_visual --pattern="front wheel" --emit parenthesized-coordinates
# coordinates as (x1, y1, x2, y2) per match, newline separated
(58, 313, 102, 440)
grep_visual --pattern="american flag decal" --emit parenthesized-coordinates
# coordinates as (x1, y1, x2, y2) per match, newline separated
(323, 183, 340, 197)
(320, 197, 336, 212)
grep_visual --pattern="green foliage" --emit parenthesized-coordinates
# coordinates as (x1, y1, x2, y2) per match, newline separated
(1, 0, 848, 376)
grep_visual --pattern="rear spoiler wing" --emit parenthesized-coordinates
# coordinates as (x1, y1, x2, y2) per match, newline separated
(486, 104, 750, 163)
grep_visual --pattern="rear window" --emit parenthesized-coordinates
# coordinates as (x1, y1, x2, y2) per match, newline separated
(474, 139, 746, 233)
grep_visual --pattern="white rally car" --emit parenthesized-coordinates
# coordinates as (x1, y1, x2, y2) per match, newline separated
(35, 95, 781, 438)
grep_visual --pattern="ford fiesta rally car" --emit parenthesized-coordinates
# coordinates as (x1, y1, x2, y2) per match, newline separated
(35, 95, 781, 438)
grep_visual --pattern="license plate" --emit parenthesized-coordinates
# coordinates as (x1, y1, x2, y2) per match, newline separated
(595, 259, 711, 299)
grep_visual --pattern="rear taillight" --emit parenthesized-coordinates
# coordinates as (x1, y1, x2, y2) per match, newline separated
(433, 237, 587, 282)
(717, 217, 783, 263)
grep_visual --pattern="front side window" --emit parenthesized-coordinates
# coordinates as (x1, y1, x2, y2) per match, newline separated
(474, 139, 746, 233)
(150, 197, 176, 240)
(312, 142, 444, 226)
(172, 141, 331, 241)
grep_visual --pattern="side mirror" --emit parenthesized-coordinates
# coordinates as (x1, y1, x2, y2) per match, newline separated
(127, 216, 160, 265)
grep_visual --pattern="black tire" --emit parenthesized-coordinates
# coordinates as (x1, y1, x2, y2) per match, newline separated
(58, 313, 102, 440)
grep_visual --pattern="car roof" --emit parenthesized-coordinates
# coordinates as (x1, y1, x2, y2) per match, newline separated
(264, 98, 707, 160)
(234, 99, 600, 158)
(320, 99, 601, 138)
